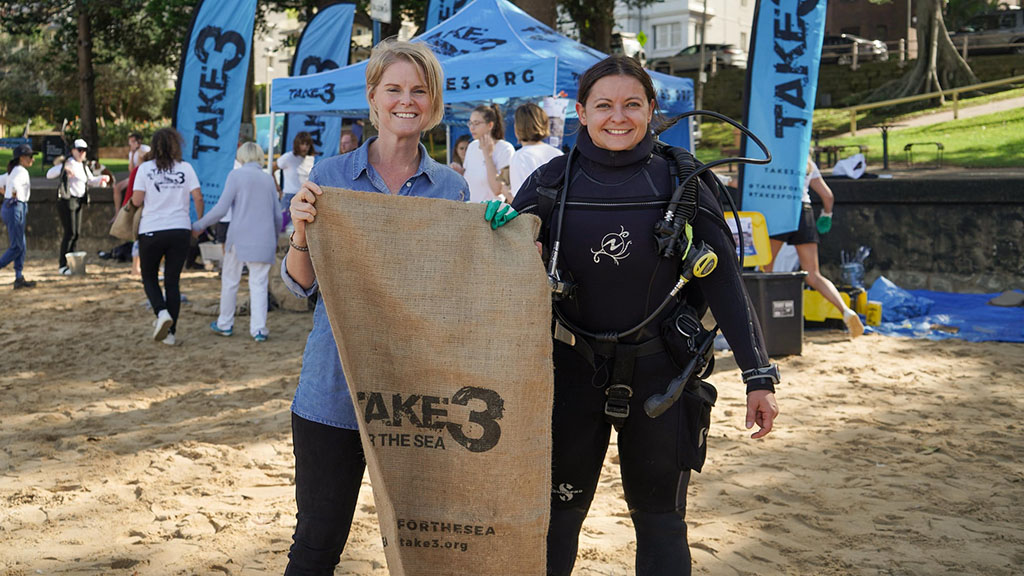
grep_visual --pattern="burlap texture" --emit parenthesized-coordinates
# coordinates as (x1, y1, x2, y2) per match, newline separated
(307, 188, 552, 576)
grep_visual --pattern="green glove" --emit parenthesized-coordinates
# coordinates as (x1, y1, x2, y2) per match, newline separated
(816, 212, 832, 234)
(483, 199, 518, 230)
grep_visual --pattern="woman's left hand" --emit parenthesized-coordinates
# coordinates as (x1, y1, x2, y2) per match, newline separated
(479, 133, 495, 156)
(745, 390, 779, 439)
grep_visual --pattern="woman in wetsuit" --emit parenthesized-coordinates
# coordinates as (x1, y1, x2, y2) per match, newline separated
(507, 56, 781, 575)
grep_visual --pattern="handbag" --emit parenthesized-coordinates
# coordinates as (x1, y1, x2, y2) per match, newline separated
(109, 201, 142, 241)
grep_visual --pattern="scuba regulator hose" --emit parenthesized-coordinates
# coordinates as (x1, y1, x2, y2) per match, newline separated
(548, 110, 772, 345)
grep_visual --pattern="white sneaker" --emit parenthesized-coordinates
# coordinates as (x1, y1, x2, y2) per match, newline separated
(153, 309, 173, 341)
(161, 333, 176, 346)
(843, 309, 865, 339)
(59, 266, 72, 276)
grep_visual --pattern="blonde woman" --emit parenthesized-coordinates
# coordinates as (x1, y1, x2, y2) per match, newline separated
(280, 40, 468, 572)
(510, 102, 563, 195)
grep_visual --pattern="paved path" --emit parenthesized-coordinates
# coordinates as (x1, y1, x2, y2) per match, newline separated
(836, 94, 1024, 138)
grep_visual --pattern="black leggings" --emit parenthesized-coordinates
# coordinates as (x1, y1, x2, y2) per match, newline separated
(286, 413, 366, 576)
(57, 197, 84, 268)
(138, 229, 191, 334)
(548, 342, 692, 576)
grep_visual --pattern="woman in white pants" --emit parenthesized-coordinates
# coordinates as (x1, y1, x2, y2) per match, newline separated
(192, 142, 282, 341)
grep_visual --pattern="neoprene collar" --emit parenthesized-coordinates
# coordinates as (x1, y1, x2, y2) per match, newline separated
(576, 128, 654, 170)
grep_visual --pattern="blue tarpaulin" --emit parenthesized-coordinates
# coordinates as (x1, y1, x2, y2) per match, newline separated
(870, 288, 1024, 343)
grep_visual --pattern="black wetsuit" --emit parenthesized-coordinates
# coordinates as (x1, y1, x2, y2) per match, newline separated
(512, 129, 773, 576)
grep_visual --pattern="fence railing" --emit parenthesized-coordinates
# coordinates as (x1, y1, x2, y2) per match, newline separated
(841, 74, 1024, 135)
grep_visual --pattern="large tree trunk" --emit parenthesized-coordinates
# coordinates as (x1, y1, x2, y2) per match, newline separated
(869, 0, 977, 102)
(562, 0, 616, 53)
(513, 0, 558, 28)
(75, 0, 99, 160)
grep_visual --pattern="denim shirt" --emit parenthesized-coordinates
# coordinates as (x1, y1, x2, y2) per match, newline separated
(283, 137, 469, 429)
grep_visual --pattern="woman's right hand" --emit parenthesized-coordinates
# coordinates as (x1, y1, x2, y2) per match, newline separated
(290, 180, 324, 244)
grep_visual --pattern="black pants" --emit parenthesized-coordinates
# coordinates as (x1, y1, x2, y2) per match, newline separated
(286, 413, 366, 575)
(548, 342, 692, 576)
(57, 197, 84, 268)
(138, 229, 191, 334)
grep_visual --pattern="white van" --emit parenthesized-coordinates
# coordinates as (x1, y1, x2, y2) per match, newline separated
(611, 32, 647, 67)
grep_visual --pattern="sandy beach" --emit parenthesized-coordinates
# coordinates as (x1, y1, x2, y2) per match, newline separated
(1, 260, 1022, 575)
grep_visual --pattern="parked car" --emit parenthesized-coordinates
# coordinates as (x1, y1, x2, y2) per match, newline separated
(611, 32, 647, 67)
(649, 43, 748, 75)
(821, 34, 889, 65)
(950, 9, 1024, 55)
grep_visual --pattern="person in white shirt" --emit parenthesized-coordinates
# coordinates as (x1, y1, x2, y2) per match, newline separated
(509, 102, 563, 195)
(46, 138, 109, 274)
(112, 132, 151, 215)
(131, 128, 204, 345)
(275, 131, 315, 206)
(1, 144, 37, 288)
(767, 155, 864, 338)
(463, 103, 515, 203)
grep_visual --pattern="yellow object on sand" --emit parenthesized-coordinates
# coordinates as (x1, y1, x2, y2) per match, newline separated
(724, 211, 772, 268)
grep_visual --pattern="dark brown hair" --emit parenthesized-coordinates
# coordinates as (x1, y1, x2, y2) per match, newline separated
(293, 131, 315, 156)
(577, 55, 658, 108)
(453, 134, 471, 163)
(150, 127, 183, 172)
(514, 102, 550, 143)
(473, 103, 505, 140)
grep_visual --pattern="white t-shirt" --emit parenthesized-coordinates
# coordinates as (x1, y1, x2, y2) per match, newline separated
(277, 151, 314, 196)
(463, 139, 515, 203)
(801, 161, 821, 204)
(4, 165, 31, 202)
(510, 142, 563, 196)
(66, 158, 95, 198)
(129, 144, 151, 168)
(134, 160, 201, 234)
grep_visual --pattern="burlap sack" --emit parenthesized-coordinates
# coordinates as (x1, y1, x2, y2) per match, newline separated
(307, 188, 553, 576)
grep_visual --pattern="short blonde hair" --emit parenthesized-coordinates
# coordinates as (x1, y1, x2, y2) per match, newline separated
(514, 103, 550, 143)
(236, 141, 265, 165)
(365, 40, 445, 130)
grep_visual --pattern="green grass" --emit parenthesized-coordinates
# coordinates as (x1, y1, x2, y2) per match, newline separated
(0, 149, 130, 177)
(818, 106, 1024, 168)
(690, 85, 1024, 168)
(811, 85, 1024, 137)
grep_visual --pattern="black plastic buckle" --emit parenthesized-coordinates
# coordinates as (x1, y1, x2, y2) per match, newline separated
(604, 384, 633, 426)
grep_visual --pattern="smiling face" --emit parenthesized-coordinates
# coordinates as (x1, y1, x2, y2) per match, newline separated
(576, 75, 653, 152)
(467, 111, 492, 141)
(368, 59, 432, 139)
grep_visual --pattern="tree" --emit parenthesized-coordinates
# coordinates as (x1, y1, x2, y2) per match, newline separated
(558, 0, 617, 52)
(513, 0, 557, 29)
(868, 0, 977, 102)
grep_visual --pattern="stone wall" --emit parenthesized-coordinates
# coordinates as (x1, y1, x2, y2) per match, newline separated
(813, 176, 1024, 293)
(17, 177, 1023, 293)
(23, 188, 128, 266)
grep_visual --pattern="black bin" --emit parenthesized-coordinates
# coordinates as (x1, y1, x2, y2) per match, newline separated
(742, 271, 807, 357)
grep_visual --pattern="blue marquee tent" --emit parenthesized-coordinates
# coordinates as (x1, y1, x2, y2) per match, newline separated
(270, 0, 693, 148)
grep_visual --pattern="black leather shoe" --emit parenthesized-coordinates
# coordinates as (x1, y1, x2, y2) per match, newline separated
(13, 278, 36, 289)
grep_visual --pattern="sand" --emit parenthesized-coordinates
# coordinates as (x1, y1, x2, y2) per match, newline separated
(1, 260, 1022, 575)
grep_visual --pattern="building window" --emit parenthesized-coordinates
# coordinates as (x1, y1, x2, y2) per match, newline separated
(654, 22, 682, 51)
(741, 0, 748, 6)
(740, 31, 748, 50)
